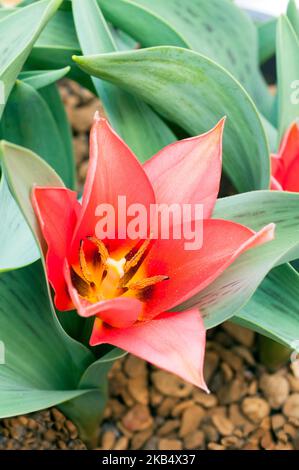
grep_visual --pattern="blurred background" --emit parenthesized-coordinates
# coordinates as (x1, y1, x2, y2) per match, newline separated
(236, 0, 299, 16)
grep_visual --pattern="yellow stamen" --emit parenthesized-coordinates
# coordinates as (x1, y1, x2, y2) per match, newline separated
(124, 238, 151, 273)
(79, 242, 93, 283)
(87, 236, 109, 263)
(73, 236, 168, 304)
(127, 275, 169, 291)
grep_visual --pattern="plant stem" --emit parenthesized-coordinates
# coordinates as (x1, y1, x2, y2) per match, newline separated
(59, 389, 106, 449)
(259, 335, 291, 370)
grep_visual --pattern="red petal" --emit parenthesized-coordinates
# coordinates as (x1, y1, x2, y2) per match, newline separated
(272, 122, 299, 191)
(283, 155, 299, 192)
(32, 187, 81, 310)
(139, 220, 275, 320)
(63, 261, 142, 326)
(278, 122, 299, 169)
(144, 119, 225, 218)
(90, 309, 208, 391)
(71, 116, 155, 256)
(270, 176, 283, 191)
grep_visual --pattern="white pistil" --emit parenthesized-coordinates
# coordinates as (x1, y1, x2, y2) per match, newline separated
(106, 257, 126, 278)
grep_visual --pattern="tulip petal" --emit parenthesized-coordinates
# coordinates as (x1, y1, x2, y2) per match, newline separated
(278, 121, 299, 169)
(90, 308, 208, 391)
(283, 156, 299, 192)
(63, 261, 143, 325)
(270, 175, 283, 191)
(72, 116, 155, 255)
(138, 220, 275, 320)
(272, 122, 299, 191)
(32, 187, 81, 310)
(144, 119, 225, 218)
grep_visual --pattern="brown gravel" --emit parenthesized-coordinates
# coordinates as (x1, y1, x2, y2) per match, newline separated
(1, 81, 299, 450)
(1, 323, 299, 450)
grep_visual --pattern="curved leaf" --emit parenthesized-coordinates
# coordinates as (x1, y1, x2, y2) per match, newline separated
(74, 46, 270, 191)
(235, 263, 299, 350)
(98, 0, 273, 119)
(0, 142, 115, 445)
(0, 175, 38, 272)
(287, 0, 299, 37)
(98, 0, 187, 48)
(72, 0, 176, 161)
(0, 0, 63, 118)
(19, 66, 70, 89)
(0, 260, 108, 449)
(258, 17, 276, 64)
(0, 80, 75, 188)
(179, 190, 299, 329)
(277, 15, 299, 141)
(39, 83, 75, 184)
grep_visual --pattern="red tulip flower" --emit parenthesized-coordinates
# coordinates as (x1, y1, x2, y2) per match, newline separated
(271, 121, 299, 191)
(32, 114, 274, 390)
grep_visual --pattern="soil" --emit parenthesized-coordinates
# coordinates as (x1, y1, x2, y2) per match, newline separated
(1, 80, 298, 450)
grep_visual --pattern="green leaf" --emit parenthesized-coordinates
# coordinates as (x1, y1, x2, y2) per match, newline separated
(0, 140, 64, 254)
(0, 141, 116, 445)
(0, 80, 75, 188)
(0, 0, 63, 118)
(0, 261, 114, 447)
(39, 83, 75, 185)
(179, 190, 299, 329)
(260, 114, 278, 153)
(0, 6, 90, 89)
(258, 17, 276, 64)
(276, 15, 299, 141)
(18, 66, 70, 89)
(60, 348, 126, 446)
(98, 0, 273, 119)
(110, 27, 138, 51)
(0, 175, 39, 272)
(287, 0, 299, 37)
(74, 47, 270, 191)
(234, 263, 299, 350)
(98, 0, 187, 47)
(72, 0, 176, 162)
(0, 262, 92, 397)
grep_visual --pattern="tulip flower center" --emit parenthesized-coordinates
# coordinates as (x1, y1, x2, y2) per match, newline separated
(71, 237, 168, 304)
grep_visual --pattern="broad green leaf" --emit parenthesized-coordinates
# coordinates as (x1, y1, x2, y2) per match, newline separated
(276, 15, 299, 141)
(0, 261, 114, 447)
(260, 114, 278, 153)
(39, 83, 75, 185)
(0, 175, 38, 272)
(0, 141, 64, 255)
(74, 47, 270, 191)
(72, 0, 176, 162)
(287, 0, 299, 36)
(18, 66, 70, 89)
(258, 17, 276, 64)
(0, 140, 80, 340)
(0, 80, 75, 188)
(0, 142, 116, 445)
(98, 0, 273, 119)
(0, 262, 92, 396)
(98, 0, 187, 48)
(234, 263, 299, 350)
(110, 26, 138, 51)
(0, 0, 63, 118)
(179, 190, 299, 329)
(0, 6, 92, 89)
